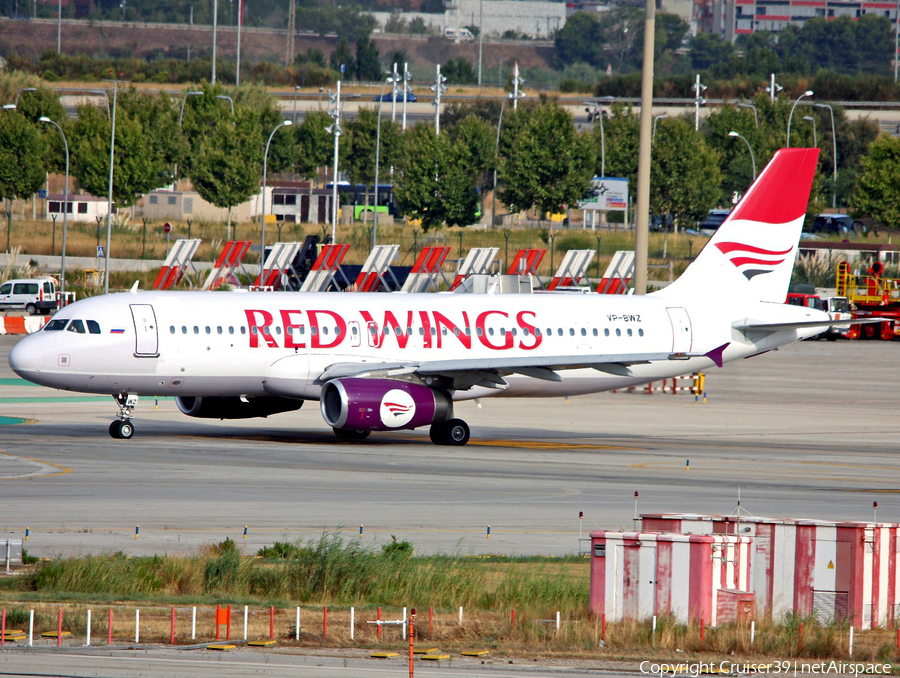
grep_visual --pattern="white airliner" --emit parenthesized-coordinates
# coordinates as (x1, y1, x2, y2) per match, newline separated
(10, 148, 838, 446)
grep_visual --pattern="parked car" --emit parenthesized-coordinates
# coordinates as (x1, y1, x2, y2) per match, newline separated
(373, 91, 417, 103)
(0, 278, 58, 315)
(810, 213, 865, 236)
(697, 209, 731, 233)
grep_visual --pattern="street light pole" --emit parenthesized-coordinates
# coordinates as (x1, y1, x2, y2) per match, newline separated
(178, 90, 203, 126)
(737, 102, 758, 127)
(786, 90, 813, 148)
(216, 94, 235, 115)
(803, 115, 817, 147)
(328, 81, 342, 243)
(815, 103, 838, 209)
(235, 0, 242, 86)
(653, 113, 667, 136)
(103, 81, 118, 295)
(40, 117, 69, 298)
(211, 0, 218, 84)
(728, 130, 756, 181)
(491, 100, 505, 230)
(261, 120, 293, 279)
(373, 76, 395, 250)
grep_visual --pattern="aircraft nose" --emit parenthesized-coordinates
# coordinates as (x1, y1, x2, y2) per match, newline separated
(8, 337, 42, 379)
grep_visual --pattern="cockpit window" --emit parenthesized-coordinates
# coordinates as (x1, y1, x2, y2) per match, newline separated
(67, 319, 86, 334)
(86, 320, 101, 335)
(45, 318, 68, 331)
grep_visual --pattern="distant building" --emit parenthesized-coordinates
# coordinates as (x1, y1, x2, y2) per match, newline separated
(142, 189, 267, 223)
(47, 193, 113, 223)
(699, 0, 899, 41)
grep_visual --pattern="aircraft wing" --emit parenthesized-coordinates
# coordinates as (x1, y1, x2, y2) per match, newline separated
(318, 352, 677, 391)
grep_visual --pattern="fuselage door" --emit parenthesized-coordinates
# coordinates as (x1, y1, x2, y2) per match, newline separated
(348, 321, 362, 348)
(666, 307, 692, 353)
(130, 304, 159, 357)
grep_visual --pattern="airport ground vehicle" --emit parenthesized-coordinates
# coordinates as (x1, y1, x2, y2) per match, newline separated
(0, 278, 58, 315)
(326, 184, 401, 221)
(785, 290, 851, 340)
(836, 260, 900, 339)
(10, 148, 842, 445)
(443, 27, 475, 41)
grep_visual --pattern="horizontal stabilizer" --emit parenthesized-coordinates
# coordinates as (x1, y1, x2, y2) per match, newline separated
(733, 318, 879, 332)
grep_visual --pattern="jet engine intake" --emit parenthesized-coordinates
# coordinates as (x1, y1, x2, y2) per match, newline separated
(175, 396, 303, 420)
(320, 378, 451, 432)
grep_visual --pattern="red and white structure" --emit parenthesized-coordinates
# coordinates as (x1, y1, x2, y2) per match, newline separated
(400, 246, 451, 293)
(547, 249, 595, 290)
(589, 531, 752, 626)
(299, 244, 350, 292)
(154, 238, 201, 291)
(640, 513, 900, 629)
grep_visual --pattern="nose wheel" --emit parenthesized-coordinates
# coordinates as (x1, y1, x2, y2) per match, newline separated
(429, 418, 470, 446)
(109, 393, 139, 440)
(109, 420, 134, 439)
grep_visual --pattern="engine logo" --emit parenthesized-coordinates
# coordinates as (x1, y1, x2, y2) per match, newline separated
(379, 389, 416, 427)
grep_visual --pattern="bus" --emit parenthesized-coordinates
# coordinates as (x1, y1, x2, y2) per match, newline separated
(326, 184, 400, 221)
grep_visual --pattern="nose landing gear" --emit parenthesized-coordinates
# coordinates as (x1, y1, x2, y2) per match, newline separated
(109, 393, 138, 439)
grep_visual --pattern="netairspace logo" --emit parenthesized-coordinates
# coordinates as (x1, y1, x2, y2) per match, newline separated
(639, 662, 892, 677)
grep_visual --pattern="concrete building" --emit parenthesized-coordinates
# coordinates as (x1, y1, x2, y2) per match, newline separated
(142, 189, 268, 224)
(46, 193, 113, 223)
(700, 0, 899, 41)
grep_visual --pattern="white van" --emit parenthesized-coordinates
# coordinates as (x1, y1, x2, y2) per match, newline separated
(444, 27, 475, 41)
(0, 278, 58, 315)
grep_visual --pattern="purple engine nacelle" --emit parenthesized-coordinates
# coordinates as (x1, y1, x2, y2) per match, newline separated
(320, 378, 452, 432)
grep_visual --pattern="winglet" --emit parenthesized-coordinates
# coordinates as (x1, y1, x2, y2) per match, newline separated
(130, 281, 140, 294)
(705, 342, 729, 368)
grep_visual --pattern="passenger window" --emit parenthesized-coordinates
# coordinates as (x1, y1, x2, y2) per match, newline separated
(417, 327, 423, 336)
(464, 328, 470, 336)
(453, 328, 460, 336)
(354, 326, 360, 335)
(523, 328, 530, 336)
(557, 328, 563, 336)
(488, 328, 494, 336)
(263, 327, 270, 335)
(170, 326, 176, 334)
(182, 326, 187, 334)
(311, 327, 317, 335)
(615, 328, 621, 337)
(205, 326, 211, 334)
(406, 328, 412, 336)
(240, 327, 246, 334)
(229, 327, 234, 335)
(67, 319, 86, 334)
(87, 320, 101, 335)
(430, 327, 436, 336)
(193, 326, 199, 334)
(476, 327, 483, 336)
(592, 328, 598, 336)
(217, 326, 223, 335)
(627, 328, 633, 337)
(251, 327, 258, 335)
(322, 327, 329, 335)
(43, 282, 53, 294)
(287, 326, 294, 335)
(298, 327, 305, 335)
(639, 328, 644, 337)
(581, 328, 587, 336)
(535, 328, 541, 337)
(442, 328, 448, 336)
(569, 328, 575, 336)
(604, 328, 610, 337)
(44, 318, 68, 331)
(275, 326, 282, 335)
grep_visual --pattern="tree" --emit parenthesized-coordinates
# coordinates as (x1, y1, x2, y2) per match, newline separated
(554, 12, 602, 67)
(343, 108, 400, 213)
(650, 117, 721, 226)
(355, 36, 381, 81)
(330, 38, 356, 77)
(68, 88, 183, 208)
(498, 102, 594, 218)
(442, 58, 476, 85)
(690, 33, 735, 70)
(294, 110, 334, 181)
(394, 124, 482, 230)
(851, 135, 900, 228)
(0, 112, 46, 240)
(189, 109, 264, 226)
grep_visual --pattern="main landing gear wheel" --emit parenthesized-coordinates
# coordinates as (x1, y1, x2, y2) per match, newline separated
(109, 420, 134, 439)
(430, 418, 470, 446)
(333, 427, 371, 441)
